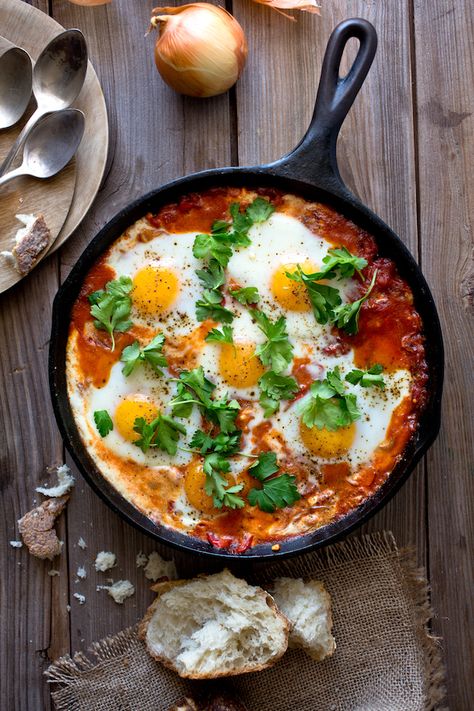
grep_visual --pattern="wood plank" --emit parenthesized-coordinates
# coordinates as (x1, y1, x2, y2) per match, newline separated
(0, 259, 63, 711)
(413, 1, 474, 706)
(232, 2, 425, 553)
(50, 0, 232, 652)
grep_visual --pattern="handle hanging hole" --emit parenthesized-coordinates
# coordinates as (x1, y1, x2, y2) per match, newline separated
(339, 37, 361, 80)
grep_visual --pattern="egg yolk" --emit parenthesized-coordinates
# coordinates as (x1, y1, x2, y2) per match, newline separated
(114, 396, 159, 442)
(184, 459, 216, 513)
(219, 342, 265, 389)
(132, 265, 179, 316)
(300, 421, 356, 459)
(271, 260, 317, 312)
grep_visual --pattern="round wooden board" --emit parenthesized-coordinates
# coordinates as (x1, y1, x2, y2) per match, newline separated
(0, 120, 76, 293)
(0, 0, 109, 254)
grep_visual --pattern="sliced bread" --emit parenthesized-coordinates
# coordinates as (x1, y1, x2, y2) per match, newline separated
(140, 569, 289, 679)
(271, 577, 336, 661)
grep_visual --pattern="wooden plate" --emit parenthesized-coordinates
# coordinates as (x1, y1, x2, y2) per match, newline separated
(0, 0, 109, 254)
(0, 120, 76, 293)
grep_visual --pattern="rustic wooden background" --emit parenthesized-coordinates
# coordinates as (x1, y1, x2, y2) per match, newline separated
(1, 0, 472, 708)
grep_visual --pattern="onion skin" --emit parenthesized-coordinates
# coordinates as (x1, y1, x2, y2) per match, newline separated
(151, 4, 248, 98)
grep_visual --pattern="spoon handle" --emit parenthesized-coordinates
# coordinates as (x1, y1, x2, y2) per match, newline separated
(0, 166, 27, 188)
(0, 107, 44, 177)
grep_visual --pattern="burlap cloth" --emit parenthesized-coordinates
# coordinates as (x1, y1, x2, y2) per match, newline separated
(45, 532, 446, 711)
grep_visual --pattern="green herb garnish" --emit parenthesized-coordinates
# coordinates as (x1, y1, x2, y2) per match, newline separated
(250, 309, 294, 374)
(258, 371, 299, 417)
(93, 410, 113, 437)
(205, 325, 234, 344)
(121, 334, 167, 376)
(88, 276, 133, 351)
(132, 414, 186, 455)
(331, 271, 377, 335)
(286, 266, 341, 325)
(170, 367, 240, 433)
(247, 452, 300, 513)
(304, 247, 368, 281)
(299, 367, 361, 431)
(229, 286, 260, 305)
(345, 363, 385, 389)
(196, 289, 235, 324)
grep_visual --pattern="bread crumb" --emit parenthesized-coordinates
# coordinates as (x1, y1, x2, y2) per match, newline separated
(136, 552, 148, 568)
(95, 551, 116, 572)
(9, 540, 23, 548)
(48, 569, 60, 577)
(98, 580, 135, 604)
(66, 604, 71, 612)
(18, 496, 68, 560)
(36, 464, 75, 497)
(144, 551, 177, 581)
(76, 566, 87, 580)
(73, 593, 86, 605)
(78, 537, 87, 549)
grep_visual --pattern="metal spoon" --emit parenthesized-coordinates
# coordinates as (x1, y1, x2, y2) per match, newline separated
(0, 109, 85, 188)
(0, 44, 33, 129)
(0, 29, 87, 176)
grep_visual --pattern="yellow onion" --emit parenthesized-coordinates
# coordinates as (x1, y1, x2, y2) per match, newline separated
(149, 4, 248, 98)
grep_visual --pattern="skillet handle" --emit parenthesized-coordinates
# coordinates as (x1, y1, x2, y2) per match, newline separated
(266, 18, 377, 197)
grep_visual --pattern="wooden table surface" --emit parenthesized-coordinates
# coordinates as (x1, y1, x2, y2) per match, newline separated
(1, 0, 472, 708)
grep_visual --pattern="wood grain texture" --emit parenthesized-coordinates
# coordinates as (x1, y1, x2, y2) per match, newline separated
(413, 0, 474, 706)
(1, 0, 472, 707)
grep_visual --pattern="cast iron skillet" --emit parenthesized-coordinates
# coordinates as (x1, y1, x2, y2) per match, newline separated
(49, 18, 443, 560)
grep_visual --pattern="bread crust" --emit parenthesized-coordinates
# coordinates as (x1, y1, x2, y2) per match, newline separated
(18, 495, 68, 560)
(140, 571, 290, 679)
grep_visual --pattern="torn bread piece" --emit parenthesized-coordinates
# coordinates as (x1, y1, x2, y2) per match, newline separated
(1, 214, 51, 275)
(143, 551, 177, 581)
(95, 551, 116, 572)
(97, 580, 135, 604)
(271, 577, 336, 661)
(18, 496, 68, 560)
(139, 569, 289, 679)
(36, 464, 75, 497)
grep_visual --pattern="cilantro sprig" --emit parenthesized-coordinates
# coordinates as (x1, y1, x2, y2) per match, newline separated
(346, 363, 385, 389)
(250, 309, 294, 374)
(205, 325, 234, 344)
(258, 371, 299, 417)
(196, 289, 234, 324)
(94, 410, 113, 437)
(229, 286, 260, 305)
(287, 266, 342, 325)
(304, 247, 368, 281)
(121, 334, 167, 376)
(247, 452, 300, 513)
(299, 367, 361, 431)
(331, 270, 377, 335)
(170, 367, 240, 433)
(189, 429, 244, 509)
(133, 414, 186, 455)
(88, 276, 133, 351)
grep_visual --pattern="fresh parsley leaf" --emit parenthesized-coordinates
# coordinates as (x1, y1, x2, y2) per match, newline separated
(299, 367, 361, 431)
(205, 325, 234, 344)
(133, 414, 186, 455)
(89, 276, 133, 351)
(229, 286, 260, 305)
(346, 363, 385, 389)
(286, 266, 341, 324)
(170, 367, 240, 432)
(121, 334, 167, 376)
(248, 474, 300, 513)
(193, 233, 233, 268)
(245, 197, 275, 224)
(195, 259, 225, 290)
(250, 309, 294, 374)
(189, 429, 241, 455)
(209, 396, 240, 433)
(229, 203, 252, 246)
(258, 371, 299, 417)
(248, 451, 279, 481)
(306, 246, 368, 281)
(93, 410, 113, 437)
(203, 452, 245, 509)
(196, 289, 234, 323)
(332, 270, 377, 335)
